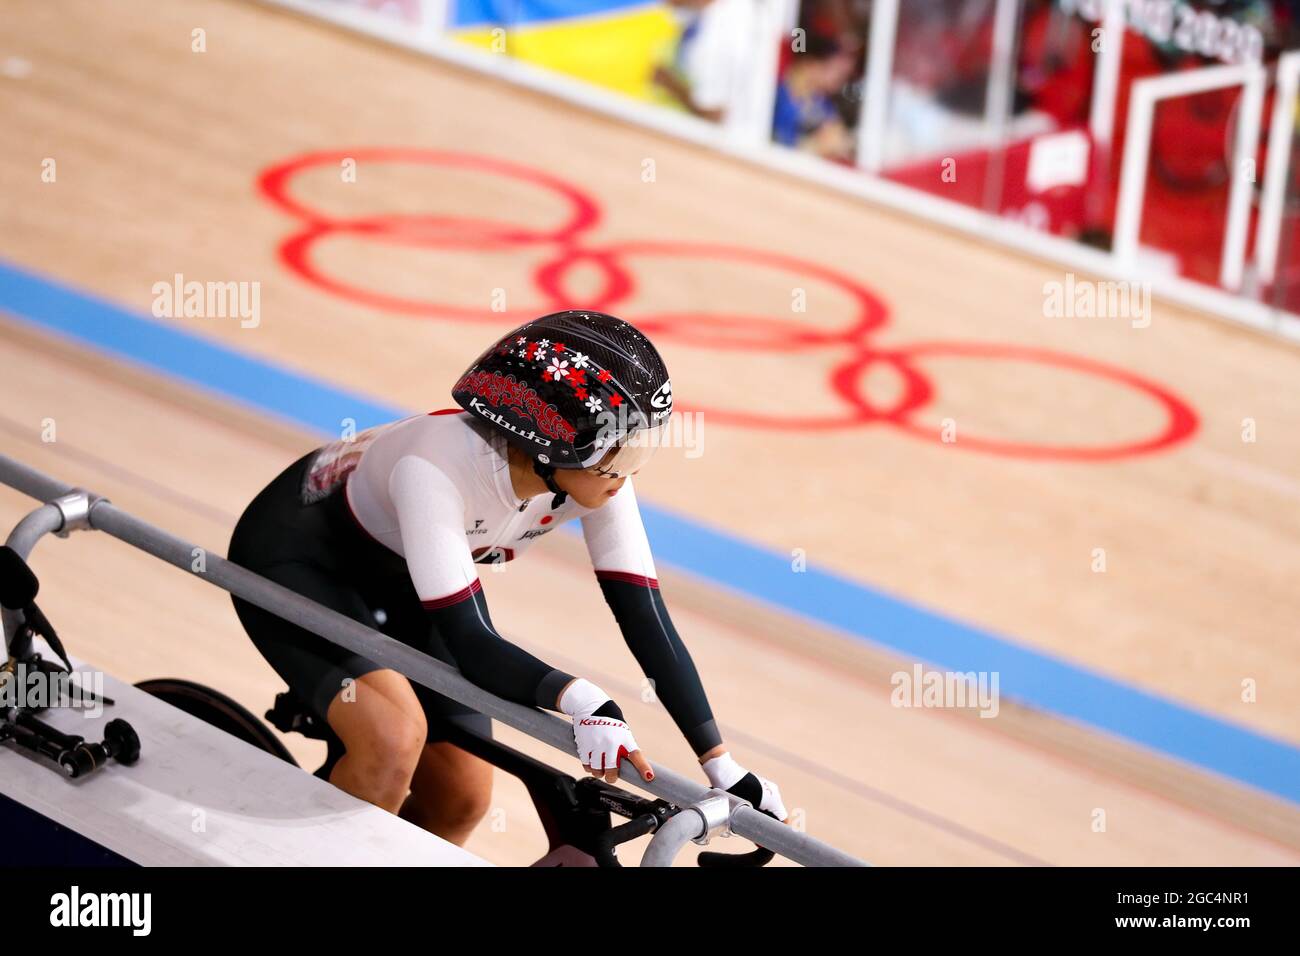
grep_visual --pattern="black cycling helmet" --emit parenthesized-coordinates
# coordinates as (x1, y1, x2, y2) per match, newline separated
(453, 311, 673, 488)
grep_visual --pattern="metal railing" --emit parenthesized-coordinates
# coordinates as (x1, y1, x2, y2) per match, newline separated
(0, 453, 865, 867)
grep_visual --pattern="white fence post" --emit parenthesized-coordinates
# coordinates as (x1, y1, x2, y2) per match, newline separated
(1113, 62, 1266, 290)
(857, 0, 898, 172)
(1255, 51, 1300, 286)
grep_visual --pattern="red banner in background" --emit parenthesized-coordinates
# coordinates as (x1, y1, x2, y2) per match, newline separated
(882, 127, 1092, 239)
(876, 2, 1299, 290)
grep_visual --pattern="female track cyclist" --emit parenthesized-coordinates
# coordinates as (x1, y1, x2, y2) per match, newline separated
(228, 310, 787, 846)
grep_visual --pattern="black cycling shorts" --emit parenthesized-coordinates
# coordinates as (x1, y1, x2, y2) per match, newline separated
(228, 452, 490, 744)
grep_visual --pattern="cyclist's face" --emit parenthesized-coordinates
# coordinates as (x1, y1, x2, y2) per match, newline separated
(555, 461, 634, 509)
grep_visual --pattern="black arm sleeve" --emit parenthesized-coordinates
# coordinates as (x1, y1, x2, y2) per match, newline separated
(427, 586, 574, 711)
(597, 574, 722, 755)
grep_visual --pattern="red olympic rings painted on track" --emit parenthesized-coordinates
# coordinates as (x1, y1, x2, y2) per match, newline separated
(256, 148, 1199, 459)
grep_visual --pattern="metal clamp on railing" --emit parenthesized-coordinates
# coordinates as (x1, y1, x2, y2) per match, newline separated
(640, 788, 753, 867)
(49, 490, 102, 538)
(693, 789, 745, 843)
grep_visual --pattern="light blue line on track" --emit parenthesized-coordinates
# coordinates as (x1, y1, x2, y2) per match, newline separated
(2, 258, 1297, 806)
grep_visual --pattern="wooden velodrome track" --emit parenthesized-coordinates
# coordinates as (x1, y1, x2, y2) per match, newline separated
(2, 0, 1299, 865)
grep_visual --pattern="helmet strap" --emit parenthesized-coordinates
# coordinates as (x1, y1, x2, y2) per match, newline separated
(532, 459, 569, 509)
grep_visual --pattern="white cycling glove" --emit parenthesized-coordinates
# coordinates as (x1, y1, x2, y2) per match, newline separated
(559, 679, 643, 779)
(702, 752, 787, 822)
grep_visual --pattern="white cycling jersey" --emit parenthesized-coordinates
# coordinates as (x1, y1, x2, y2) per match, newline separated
(304, 410, 659, 607)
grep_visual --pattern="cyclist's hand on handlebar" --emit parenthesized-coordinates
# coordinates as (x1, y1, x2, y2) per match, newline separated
(702, 752, 788, 823)
(558, 679, 654, 784)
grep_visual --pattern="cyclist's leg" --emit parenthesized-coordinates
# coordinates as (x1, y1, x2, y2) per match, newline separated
(399, 740, 494, 845)
(229, 562, 427, 814)
(371, 583, 494, 843)
(228, 454, 432, 813)
(325, 669, 428, 813)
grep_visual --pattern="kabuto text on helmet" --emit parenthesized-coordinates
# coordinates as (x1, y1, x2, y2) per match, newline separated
(452, 311, 673, 477)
